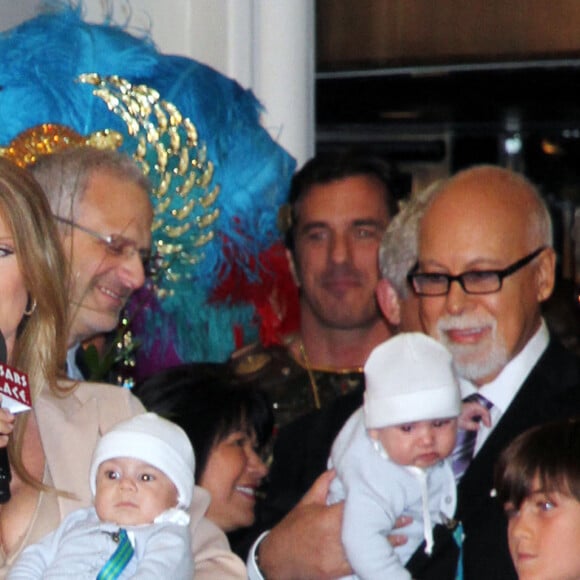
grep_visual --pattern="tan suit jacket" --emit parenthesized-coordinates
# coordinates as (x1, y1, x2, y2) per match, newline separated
(6, 380, 246, 579)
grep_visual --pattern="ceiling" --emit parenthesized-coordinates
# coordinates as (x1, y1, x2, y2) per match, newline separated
(316, 59, 580, 185)
(316, 59, 580, 136)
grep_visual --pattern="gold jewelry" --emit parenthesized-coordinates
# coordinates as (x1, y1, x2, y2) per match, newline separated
(292, 334, 365, 409)
(0, 123, 121, 168)
(23, 298, 37, 316)
(298, 340, 322, 410)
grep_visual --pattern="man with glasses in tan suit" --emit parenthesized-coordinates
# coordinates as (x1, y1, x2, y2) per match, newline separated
(31, 147, 153, 380)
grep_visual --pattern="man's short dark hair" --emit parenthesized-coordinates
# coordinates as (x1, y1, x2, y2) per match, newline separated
(284, 149, 398, 252)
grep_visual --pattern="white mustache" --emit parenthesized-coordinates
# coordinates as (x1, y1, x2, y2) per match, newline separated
(437, 314, 495, 334)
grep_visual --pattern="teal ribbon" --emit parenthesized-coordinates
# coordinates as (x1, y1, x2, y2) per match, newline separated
(97, 528, 134, 580)
(453, 522, 464, 580)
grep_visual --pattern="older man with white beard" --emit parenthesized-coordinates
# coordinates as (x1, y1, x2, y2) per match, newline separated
(389, 165, 580, 580)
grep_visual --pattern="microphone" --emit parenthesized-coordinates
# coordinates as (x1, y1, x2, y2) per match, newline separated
(0, 331, 32, 504)
(0, 333, 11, 503)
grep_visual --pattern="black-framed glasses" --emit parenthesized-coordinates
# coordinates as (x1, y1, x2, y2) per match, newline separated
(54, 216, 160, 276)
(407, 246, 547, 297)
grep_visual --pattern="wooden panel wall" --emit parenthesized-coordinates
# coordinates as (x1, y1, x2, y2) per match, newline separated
(317, 0, 580, 69)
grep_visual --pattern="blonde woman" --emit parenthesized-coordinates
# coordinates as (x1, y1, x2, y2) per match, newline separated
(0, 158, 244, 579)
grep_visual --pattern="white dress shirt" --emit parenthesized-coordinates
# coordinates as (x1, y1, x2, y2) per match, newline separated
(459, 319, 549, 454)
(66, 344, 85, 381)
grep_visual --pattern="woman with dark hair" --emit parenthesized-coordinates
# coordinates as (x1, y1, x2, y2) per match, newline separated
(133, 364, 273, 536)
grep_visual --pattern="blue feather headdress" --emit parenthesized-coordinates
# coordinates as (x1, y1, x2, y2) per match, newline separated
(0, 4, 297, 375)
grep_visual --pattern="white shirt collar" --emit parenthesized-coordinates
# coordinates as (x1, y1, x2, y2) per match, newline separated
(459, 320, 549, 449)
(462, 319, 549, 410)
(66, 343, 85, 381)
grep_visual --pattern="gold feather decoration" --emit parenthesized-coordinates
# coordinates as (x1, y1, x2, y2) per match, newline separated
(77, 74, 222, 284)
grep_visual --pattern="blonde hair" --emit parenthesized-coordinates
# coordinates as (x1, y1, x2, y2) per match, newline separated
(0, 158, 69, 488)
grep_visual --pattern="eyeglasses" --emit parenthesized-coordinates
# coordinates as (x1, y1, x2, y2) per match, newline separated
(54, 216, 160, 276)
(407, 247, 546, 297)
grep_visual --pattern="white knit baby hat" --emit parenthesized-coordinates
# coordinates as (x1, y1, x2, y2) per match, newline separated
(89, 412, 195, 508)
(363, 333, 461, 428)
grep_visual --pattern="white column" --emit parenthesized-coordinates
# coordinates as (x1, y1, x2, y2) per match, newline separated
(249, 0, 315, 166)
(217, 0, 315, 166)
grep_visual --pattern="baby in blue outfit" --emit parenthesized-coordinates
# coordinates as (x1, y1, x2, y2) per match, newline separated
(9, 413, 196, 579)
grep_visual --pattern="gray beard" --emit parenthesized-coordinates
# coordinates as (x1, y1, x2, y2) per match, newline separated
(447, 340, 509, 383)
(436, 316, 509, 383)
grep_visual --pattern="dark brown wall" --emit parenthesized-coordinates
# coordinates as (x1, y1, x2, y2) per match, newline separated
(317, 1, 580, 69)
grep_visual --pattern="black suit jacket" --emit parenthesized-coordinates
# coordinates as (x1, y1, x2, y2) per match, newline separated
(407, 338, 580, 579)
(256, 384, 364, 529)
(249, 337, 580, 578)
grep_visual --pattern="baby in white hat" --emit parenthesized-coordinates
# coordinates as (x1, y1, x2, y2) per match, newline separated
(9, 413, 196, 579)
(327, 333, 490, 580)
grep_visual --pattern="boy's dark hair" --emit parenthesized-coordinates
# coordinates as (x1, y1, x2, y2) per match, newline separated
(494, 417, 580, 509)
(283, 149, 398, 253)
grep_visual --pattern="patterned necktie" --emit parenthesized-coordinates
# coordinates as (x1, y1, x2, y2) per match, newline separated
(97, 528, 134, 580)
(451, 393, 493, 482)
